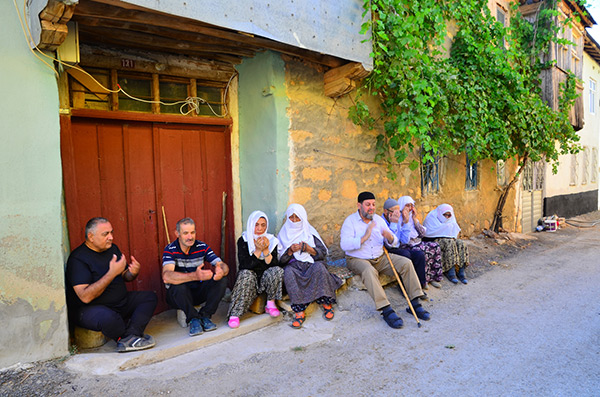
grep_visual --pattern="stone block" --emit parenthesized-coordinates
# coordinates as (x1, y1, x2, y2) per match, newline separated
(74, 326, 108, 349)
(249, 293, 266, 314)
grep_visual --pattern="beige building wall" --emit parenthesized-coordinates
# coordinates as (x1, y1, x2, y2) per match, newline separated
(544, 51, 600, 199)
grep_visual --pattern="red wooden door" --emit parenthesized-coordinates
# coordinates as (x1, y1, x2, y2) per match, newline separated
(62, 117, 234, 313)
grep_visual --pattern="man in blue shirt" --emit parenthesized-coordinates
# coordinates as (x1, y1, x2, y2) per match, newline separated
(381, 198, 429, 291)
(340, 192, 430, 329)
(162, 217, 229, 336)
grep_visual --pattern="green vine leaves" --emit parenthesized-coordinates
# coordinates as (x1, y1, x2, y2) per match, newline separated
(351, 0, 583, 180)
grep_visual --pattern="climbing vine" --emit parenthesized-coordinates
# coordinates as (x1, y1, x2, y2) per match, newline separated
(351, 0, 584, 231)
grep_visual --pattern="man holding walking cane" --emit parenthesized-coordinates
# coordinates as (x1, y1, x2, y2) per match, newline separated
(340, 192, 431, 328)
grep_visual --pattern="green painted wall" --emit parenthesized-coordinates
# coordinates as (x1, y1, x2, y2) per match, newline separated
(236, 52, 291, 232)
(0, 1, 69, 368)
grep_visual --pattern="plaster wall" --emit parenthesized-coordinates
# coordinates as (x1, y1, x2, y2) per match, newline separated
(0, 1, 69, 368)
(544, 52, 600, 206)
(237, 52, 291, 234)
(282, 56, 517, 259)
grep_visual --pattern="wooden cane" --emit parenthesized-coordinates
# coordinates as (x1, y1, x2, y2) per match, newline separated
(220, 192, 227, 256)
(383, 247, 421, 328)
(161, 205, 171, 244)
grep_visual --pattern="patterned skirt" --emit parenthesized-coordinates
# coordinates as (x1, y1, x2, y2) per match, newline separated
(409, 241, 443, 283)
(284, 259, 343, 307)
(431, 238, 469, 273)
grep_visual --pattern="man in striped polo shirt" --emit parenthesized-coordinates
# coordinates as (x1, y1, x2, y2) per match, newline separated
(162, 217, 229, 336)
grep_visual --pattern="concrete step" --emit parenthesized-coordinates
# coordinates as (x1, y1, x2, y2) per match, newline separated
(65, 300, 282, 375)
(65, 264, 377, 374)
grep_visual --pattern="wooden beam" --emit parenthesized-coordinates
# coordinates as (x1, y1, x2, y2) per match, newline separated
(78, 44, 236, 82)
(70, 108, 233, 126)
(37, 0, 76, 50)
(74, 0, 346, 68)
(39, 19, 69, 50)
(77, 25, 257, 57)
(66, 67, 111, 100)
(324, 62, 370, 98)
(72, 15, 264, 51)
(78, 31, 246, 64)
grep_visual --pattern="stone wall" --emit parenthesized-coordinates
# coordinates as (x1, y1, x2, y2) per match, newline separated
(283, 56, 518, 259)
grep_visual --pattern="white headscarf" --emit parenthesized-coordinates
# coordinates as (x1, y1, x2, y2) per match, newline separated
(277, 204, 327, 263)
(423, 204, 461, 238)
(397, 196, 419, 240)
(242, 210, 280, 257)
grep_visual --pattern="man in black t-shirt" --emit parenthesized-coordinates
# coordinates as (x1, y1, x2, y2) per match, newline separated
(66, 217, 157, 352)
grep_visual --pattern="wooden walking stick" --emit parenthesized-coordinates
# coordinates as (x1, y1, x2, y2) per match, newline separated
(383, 247, 422, 328)
(220, 192, 227, 257)
(162, 205, 171, 244)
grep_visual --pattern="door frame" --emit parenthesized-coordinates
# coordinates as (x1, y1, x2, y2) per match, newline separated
(60, 109, 236, 308)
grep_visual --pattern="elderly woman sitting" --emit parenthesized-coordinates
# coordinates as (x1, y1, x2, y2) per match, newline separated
(228, 211, 284, 328)
(423, 204, 469, 284)
(278, 204, 343, 329)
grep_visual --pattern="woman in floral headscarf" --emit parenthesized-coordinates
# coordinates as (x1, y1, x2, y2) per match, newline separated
(228, 210, 284, 328)
(423, 204, 469, 284)
(278, 204, 343, 329)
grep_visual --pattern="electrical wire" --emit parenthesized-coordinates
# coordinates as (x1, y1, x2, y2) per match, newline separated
(14, 0, 235, 117)
(13, 0, 58, 77)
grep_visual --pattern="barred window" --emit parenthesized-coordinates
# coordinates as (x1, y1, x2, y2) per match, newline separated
(496, 160, 507, 186)
(421, 151, 439, 196)
(465, 154, 478, 190)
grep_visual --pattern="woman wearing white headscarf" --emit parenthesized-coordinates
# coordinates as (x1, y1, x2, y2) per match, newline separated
(395, 196, 443, 288)
(278, 204, 343, 329)
(228, 211, 284, 328)
(423, 204, 469, 284)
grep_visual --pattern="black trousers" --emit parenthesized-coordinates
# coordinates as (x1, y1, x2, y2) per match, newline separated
(166, 279, 227, 323)
(388, 247, 427, 287)
(77, 290, 157, 341)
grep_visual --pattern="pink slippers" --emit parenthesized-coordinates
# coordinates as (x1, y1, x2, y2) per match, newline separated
(265, 300, 280, 317)
(228, 316, 240, 328)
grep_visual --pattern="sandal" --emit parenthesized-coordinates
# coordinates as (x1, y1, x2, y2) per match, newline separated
(291, 311, 305, 329)
(322, 304, 334, 320)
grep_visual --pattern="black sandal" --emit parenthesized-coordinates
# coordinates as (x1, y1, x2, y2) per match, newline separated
(291, 311, 305, 329)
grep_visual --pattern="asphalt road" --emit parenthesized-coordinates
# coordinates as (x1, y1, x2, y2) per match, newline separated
(3, 222, 600, 396)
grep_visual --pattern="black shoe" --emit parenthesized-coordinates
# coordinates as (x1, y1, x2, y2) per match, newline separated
(189, 318, 203, 336)
(381, 307, 404, 329)
(200, 317, 217, 332)
(116, 334, 156, 352)
(445, 270, 459, 284)
(457, 267, 468, 284)
(407, 305, 431, 321)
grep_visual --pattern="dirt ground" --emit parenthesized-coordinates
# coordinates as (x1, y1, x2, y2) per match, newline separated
(2, 212, 600, 396)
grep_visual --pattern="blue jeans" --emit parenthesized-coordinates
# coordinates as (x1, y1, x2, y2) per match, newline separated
(388, 247, 427, 287)
(77, 290, 157, 341)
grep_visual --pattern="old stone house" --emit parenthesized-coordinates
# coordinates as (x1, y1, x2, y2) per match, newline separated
(518, 0, 598, 229)
(1, 0, 596, 369)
